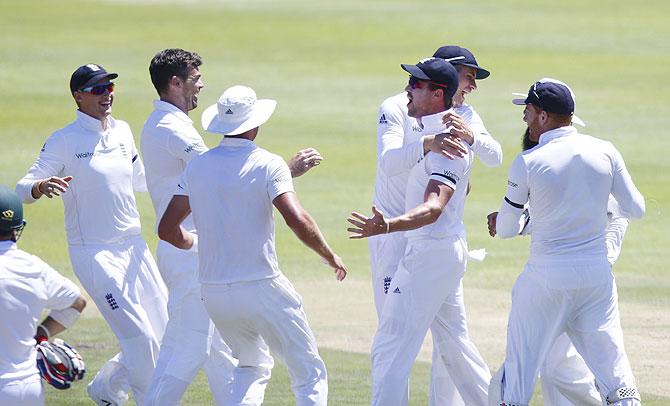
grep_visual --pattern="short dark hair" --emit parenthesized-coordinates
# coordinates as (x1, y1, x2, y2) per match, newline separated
(427, 83, 453, 110)
(149, 48, 202, 95)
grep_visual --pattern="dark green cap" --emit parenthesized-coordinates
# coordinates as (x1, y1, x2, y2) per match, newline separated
(0, 185, 24, 231)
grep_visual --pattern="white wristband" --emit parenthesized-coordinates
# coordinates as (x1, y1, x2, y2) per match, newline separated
(49, 307, 81, 328)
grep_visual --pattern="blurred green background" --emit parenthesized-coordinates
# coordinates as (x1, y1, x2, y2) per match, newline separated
(1, 0, 668, 404)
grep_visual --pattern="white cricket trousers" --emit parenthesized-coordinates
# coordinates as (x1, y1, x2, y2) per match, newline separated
(368, 233, 466, 406)
(371, 237, 490, 406)
(202, 274, 328, 406)
(69, 235, 168, 405)
(540, 333, 601, 406)
(491, 261, 639, 406)
(144, 241, 236, 405)
(0, 374, 43, 405)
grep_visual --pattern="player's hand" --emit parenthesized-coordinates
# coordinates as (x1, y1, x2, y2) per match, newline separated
(487, 211, 498, 237)
(347, 206, 388, 239)
(426, 133, 467, 160)
(326, 254, 348, 281)
(288, 148, 323, 178)
(36, 176, 73, 198)
(442, 111, 474, 145)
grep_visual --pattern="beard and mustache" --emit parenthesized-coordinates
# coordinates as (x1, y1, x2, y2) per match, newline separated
(522, 128, 539, 151)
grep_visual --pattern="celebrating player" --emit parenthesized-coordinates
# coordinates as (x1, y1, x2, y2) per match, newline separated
(349, 58, 490, 406)
(371, 45, 501, 405)
(140, 48, 237, 405)
(488, 78, 644, 405)
(489, 119, 631, 405)
(16, 64, 168, 405)
(0, 185, 86, 405)
(159, 85, 347, 405)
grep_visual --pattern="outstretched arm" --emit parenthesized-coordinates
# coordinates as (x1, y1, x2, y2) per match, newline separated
(287, 148, 324, 178)
(348, 179, 453, 238)
(274, 191, 347, 281)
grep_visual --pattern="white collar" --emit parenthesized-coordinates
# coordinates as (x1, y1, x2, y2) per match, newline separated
(0, 240, 17, 252)
(219, 137, 256, 148)
(418, 109, 450, 133)
(76, 110, 114, 133)
(538, 125, 578, 145)
(153, 100, 193, 124)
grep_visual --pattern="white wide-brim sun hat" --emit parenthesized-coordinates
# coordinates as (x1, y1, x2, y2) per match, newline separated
(201, 85, 277, 136)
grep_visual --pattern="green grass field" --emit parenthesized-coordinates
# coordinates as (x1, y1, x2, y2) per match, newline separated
(2, 0, 669, 404)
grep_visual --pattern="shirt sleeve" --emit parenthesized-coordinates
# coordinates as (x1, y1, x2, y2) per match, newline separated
(377, 97, 424, 176)
(40, 260, 80, 310)
(425, 146, 468, 192)
(467, 108, 503, 167)
(606, 195, 630, 265)
(166, 125, 208, 163)
(175, 172, 190, 197)
(497, 153, 529, 238)
(130, 139, 148, 193)
(16, 134, 67, 203)
(267, 157, 295, 200)
(609, 144, 645, 219)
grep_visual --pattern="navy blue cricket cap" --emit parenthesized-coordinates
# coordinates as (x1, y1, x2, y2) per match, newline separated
(401, 57, 459, 100)
(433, 45, 490, 79)
(513, 79, 575, 115)
(69, 63, 118, 93)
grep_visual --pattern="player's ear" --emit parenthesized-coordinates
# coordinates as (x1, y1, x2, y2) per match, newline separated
(72, 91, 83, 106)
(170, 75, 183, 89)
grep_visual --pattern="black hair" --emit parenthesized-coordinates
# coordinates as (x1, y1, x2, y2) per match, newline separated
(149, 48, 202, 95)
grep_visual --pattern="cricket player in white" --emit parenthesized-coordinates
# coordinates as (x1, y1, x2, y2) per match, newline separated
(16, 64, 168, 405)
(350, 58, 490, 406)
(489, 125, 632, 406)
(140, 48, 236, 406)
(0, 185, 86, 405)
(488, 78, 645, 405)
(158, 85, 347, 406)
(540, 195, 630, 406)
(141, 49, 325, 405)
(372, 45, 501, 406)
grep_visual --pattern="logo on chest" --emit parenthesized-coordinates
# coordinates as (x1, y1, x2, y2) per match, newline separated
(75, 151, 96, 159)
(74, 143, 127, 160)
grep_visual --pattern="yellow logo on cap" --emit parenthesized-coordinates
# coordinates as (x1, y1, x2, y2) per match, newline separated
(1, 210, 14, 220)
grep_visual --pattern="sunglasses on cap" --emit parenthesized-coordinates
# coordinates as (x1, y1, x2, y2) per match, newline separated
(408, 76, 448, 90)
(79, 82, 115, 95)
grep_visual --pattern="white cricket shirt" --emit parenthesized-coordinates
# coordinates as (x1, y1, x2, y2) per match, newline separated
(141, 100, 208, 233)
(177, 138, 294, 284)
(498, 126, 644, 263)
(404, 111, 473, 241)
(373, 92, 501, 219)
(16, 111, 147, 245)
(0, 241, 80, 381)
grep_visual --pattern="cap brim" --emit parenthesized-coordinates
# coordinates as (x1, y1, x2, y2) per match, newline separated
(512, 92, 528, 105)
(400, 64, 430, 80)
(202, 99, 277, 136)
(78, 72, 118, 91)
(456, 63, 490, 79)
